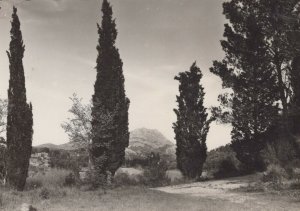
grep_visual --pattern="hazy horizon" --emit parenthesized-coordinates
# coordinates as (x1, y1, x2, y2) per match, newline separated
(0, 0, 231, 150)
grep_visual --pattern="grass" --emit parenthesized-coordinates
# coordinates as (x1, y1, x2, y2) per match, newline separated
(0, 185, 250, 211)
(1, 169, 300, 210)
(25, 168, 72, 190)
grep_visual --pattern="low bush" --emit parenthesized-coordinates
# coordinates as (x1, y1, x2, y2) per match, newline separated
(114, 172, 141, 186)
(25, 178, 43, 190)
(64, 172, 76, 186)
(204, 144, 243, 179)
(241, 182, 265, 193)
(25, 168, 73, 190)
(0, 192, 3, 207)
(39, 187, 50, 200)
(290, 180, 300, 190)
(213, 157, 240, 179)
(262, 164, 288, 184)
(261, 164, 289, 190)
(141, 153, 170, 187)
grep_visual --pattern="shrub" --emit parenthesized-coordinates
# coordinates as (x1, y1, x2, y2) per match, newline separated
(262, 164, 288, 184)
(39, 187, 50, 200)
(25, 178, 43, 190)
(241, 182, 265, 192)
(64, 172, 76, 186)
(204, 144, 244, 178)
(141, 153, 170, 187)
(290, 180, 300, 190)
(0, 192, 3, 207)
(261, 164, 288, 190)
(114, 172, 140, 186)
(25, 168, 73, 190)
(213, 157, 240, 179)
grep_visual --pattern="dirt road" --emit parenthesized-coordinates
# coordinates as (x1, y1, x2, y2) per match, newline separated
(154, 175, 300, 210)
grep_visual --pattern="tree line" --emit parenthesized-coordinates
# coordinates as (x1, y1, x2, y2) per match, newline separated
(1, 0, 300, 191)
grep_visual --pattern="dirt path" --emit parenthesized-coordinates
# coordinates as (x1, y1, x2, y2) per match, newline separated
(154, 176, 300, 210)
(155, 178, 252, 203)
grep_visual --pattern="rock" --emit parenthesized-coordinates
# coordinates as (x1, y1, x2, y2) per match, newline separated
(20, 203, 37, 211)
(166, 169, 183, 182)
(79, 167, 89, 182)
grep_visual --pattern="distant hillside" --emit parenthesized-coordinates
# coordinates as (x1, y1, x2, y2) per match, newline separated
(35, 128, 176, 163)
(34, 142, 75, 151)
(125, 128, 176, 162)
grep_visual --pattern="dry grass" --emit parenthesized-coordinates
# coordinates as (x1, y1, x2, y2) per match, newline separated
(25, 168, 72, 190)
(0, 185, 248, 211)
(1, 170, 300, 211)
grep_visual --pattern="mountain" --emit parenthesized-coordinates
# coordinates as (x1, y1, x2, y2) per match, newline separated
(34, 142, 75, 151)
(125, 128, 176, 162)
(35, 128, 176, 162)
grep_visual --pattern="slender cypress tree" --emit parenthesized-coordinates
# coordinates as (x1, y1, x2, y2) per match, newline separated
(90, 0, 129, 185)
(6, 7, 33, 191)
(173, 63, 212, 179)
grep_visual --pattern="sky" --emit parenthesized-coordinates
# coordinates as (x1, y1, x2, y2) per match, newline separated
(0, 0, 232, 150)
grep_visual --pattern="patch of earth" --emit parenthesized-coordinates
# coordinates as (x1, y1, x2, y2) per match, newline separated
(155, 178, 253, 204)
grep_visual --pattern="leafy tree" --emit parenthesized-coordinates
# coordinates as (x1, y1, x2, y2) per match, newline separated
(289, 9, 300, 134)
(211, 1, 280, 171)
(0, 98, 7, 141)
(290, 56, 300, 134)
(5, 7, 33, 191)
(0, 98, 7, 184)
(62, 94, 92, 150)
(255, 0, 300, 123)
(90, 0, 129, 185)
(173, 63, 212, 179)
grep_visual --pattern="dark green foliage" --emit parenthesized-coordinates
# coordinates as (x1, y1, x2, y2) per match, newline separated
(290, 56, 300, 134)
(260, 125, 299, 166)
(204, 144, 242, 178)
(90, 0, 129, 185)
(39, 187, 50, 200)
(48, 149, 88, 175)
(211, 0, 281, 171)
(173, 63, 212, 179)
(5, 7, 33, 191)
(142, 152, 170, 187)
(0, 145, 5, 182)
(64, 172, 76, 187)
(213, 157, 239, 179)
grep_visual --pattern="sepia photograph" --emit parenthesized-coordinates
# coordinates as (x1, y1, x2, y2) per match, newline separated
(0, 0, 300, 210)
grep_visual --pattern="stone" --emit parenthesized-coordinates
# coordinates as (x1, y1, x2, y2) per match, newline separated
(20, 203, 37, 211)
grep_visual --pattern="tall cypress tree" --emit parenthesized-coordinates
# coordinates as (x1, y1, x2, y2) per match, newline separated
(6, 7, 33, 191)
(173, 63, 211, 179)
(90, 0, 129, 184)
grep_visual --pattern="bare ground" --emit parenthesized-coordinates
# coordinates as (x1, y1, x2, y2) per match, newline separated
(2, 174, 300, 210)
(154, 174, 300, 211)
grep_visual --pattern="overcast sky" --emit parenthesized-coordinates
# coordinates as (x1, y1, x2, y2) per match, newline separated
(0, 0, 231, 150)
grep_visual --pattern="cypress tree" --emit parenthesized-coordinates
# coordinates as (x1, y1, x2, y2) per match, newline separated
(5, 7, 33, 191)
(90, 0, 129, 185)
(173, 63, 212, 179)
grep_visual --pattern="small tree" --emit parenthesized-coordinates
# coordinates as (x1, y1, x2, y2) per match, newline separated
(0, 98, 7, 141)
(62, 94, 92, 150)
(5, 7, 33, 191)
(173, 63, 212, 179)
(0, 98, 7, 184)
